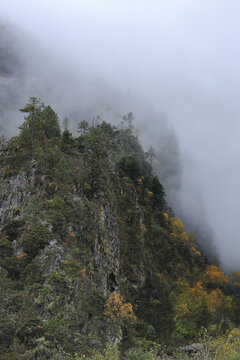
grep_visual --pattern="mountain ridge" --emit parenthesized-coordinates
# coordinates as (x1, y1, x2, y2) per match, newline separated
(0, 98, 239, 359)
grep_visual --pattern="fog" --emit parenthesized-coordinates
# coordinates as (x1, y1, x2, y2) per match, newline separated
(1, 0, 240, 271)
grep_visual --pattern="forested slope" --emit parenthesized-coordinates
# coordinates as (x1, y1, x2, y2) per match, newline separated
(0, 99, 240, 359)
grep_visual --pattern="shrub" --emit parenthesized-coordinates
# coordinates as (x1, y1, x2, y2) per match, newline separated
(0, 254, 20, 278)
(0, 237, 12, 257)
(2, 220, 25, 241)
(125, 348, 157, 360)
(82, 344, 120, 360)
(16, 318, 44, 343)
(119, 156, 141, 183)
(0, 319, 15, 350)
(230, 354, 240, 360)
(22, 225, 51, 258)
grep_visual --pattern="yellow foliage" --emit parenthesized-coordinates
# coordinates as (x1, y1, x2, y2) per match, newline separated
(207, 288, 223, 314)
(149, 298, 161, 305)
(214, 341, 235, 360)
(147, 191, 153, 197)
(204, 265, 228, 285)
(105, 292, 136, 321)
(170, 217, 185, 232)
(168, 217, 194, 246)
(191, 247, 201, 256)
(190, 280, 204, 293)
(68, 232, 76, 238)
(173, 302, 190, 320)
(172, 268, 234, 323)
(124, 182, 133, 188)
(49, 181, 57, 188)
(64, 232, 76, 245)
(188, 281, 208, 308)
(172, 275, 233, 322)
(171, 279, 196, 319)
(228, 328, 240, 347)
(140, 223, 147, 233)
(163, 212, 169, 221)
(212, 329, 240, 359)
(157, 273, 168, 282)
(174, 278, 190, 291)
(182, 231, 190, 243)
(225, 295, 234, 311)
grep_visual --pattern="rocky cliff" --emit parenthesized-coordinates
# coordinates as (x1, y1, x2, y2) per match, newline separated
(0, 99, 236, 360)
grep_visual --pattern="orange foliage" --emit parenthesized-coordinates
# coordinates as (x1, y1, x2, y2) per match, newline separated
(105, 292, 136, 321)
(80, 269, 87, 279)
(17, 252, 28, 259)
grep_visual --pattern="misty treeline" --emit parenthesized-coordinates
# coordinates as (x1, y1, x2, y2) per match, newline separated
(0, 19, 218, 265)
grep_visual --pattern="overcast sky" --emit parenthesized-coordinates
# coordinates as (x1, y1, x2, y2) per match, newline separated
(1, 0, 240, 270)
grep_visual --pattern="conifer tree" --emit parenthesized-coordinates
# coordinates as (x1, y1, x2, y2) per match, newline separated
(19, 97, 41, 158)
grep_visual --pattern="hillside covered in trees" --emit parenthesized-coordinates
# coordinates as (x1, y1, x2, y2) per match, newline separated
(1, 98, 240, 359)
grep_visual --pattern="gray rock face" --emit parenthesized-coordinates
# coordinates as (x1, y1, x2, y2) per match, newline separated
(0, 171, 30, 229)
(38, 239, 65, 282)
(0, 160, 37, 230)
(0, 160, 123, 346)
(93, 200, 120, 295)
(0, 161, 121, 296)
(181, 343, 204, 352)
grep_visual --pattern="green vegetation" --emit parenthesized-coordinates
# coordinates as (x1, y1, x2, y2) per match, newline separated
(1, 98, 240, 358)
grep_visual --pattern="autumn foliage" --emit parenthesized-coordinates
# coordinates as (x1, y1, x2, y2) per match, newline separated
(105, 292, 136, 321)
(17, 252, 28, 259)
(204, 265, 228, 285)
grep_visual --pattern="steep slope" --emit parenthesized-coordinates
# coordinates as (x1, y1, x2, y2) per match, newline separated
(0, 19, 219, 270)
(0, 99, 238, 359)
